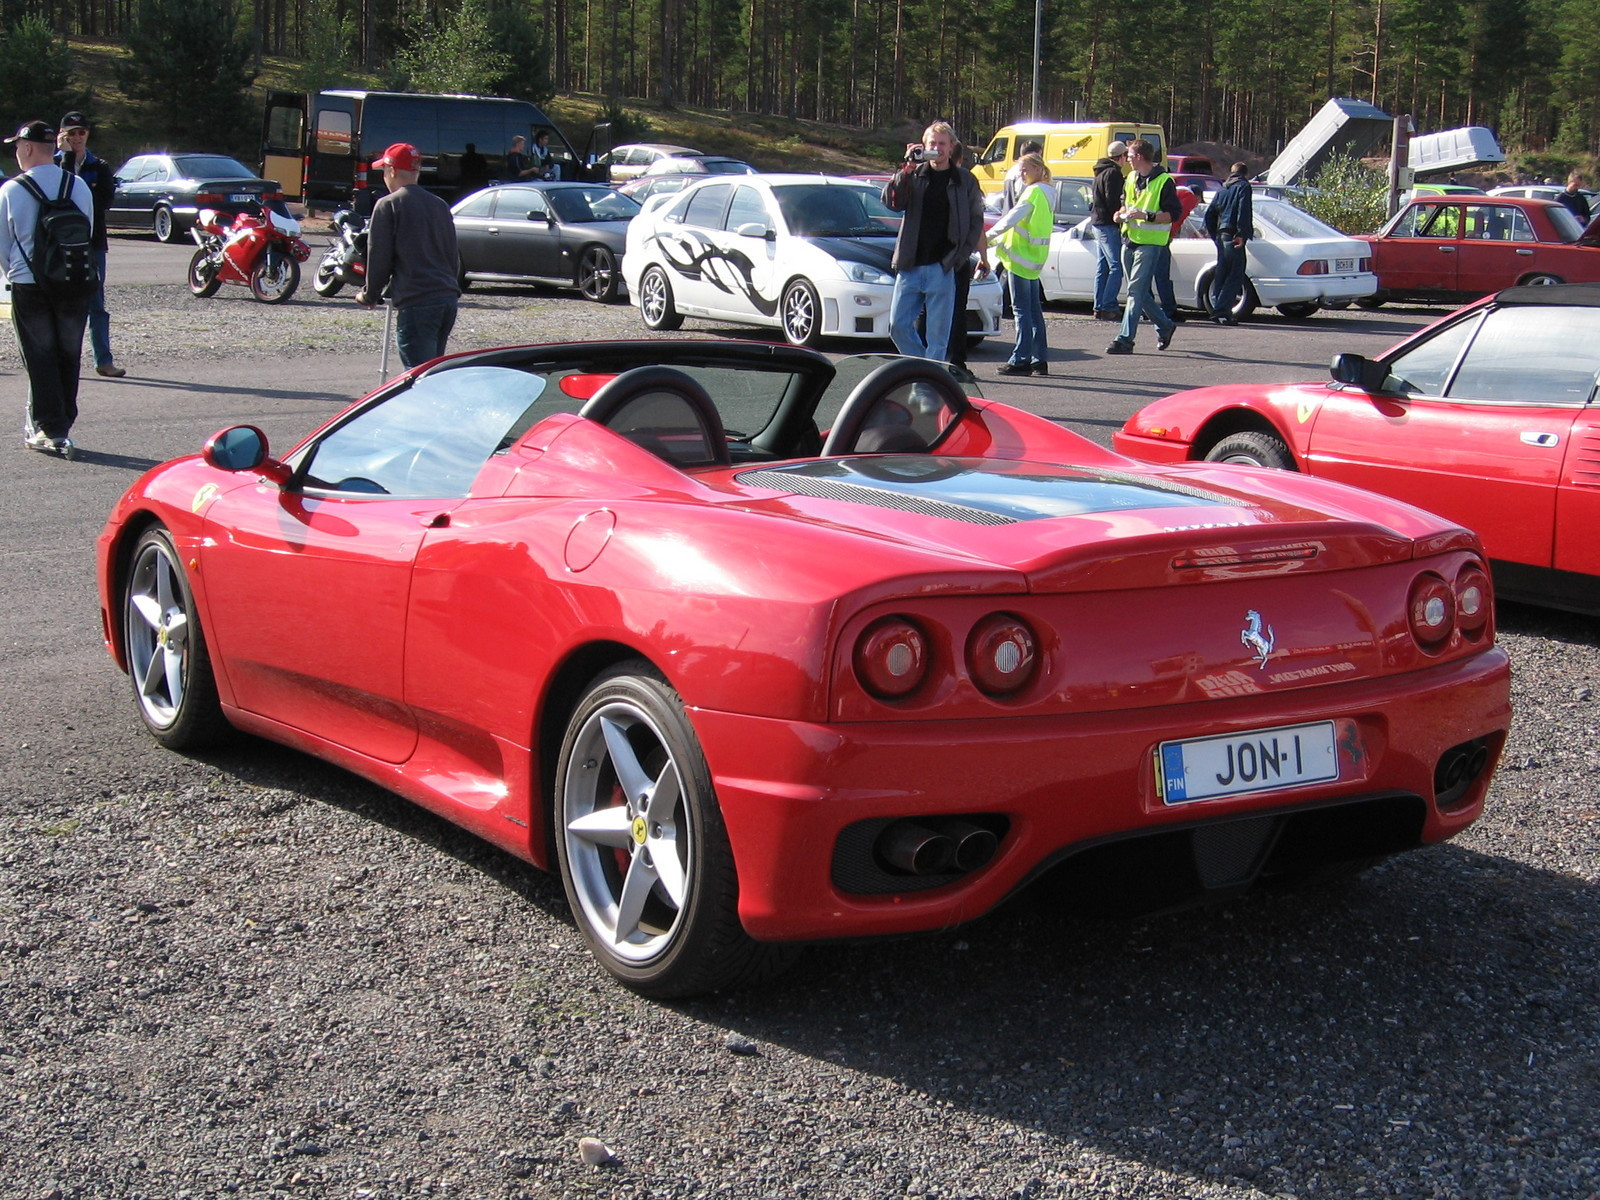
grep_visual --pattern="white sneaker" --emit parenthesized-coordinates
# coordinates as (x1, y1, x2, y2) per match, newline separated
(23, 427, 52, 453)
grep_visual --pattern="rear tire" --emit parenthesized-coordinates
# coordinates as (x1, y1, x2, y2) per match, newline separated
(313, 259, 344, 297)
(1520, 272, 1564, 287)
(1204, 430, 1296, 470)
(249, 249, 300, 304)
(553, 661, 798, 997)
(187, 248, 222, 298)
(577, 245, 621, 303)
(639, 265, 683, 331)
(153, 205, 181, 244)
(1354, 294, 1387, 310)
(1276, 301, 1320, 318)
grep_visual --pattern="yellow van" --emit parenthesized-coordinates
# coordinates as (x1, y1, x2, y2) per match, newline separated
(971, 121, 1166, 194)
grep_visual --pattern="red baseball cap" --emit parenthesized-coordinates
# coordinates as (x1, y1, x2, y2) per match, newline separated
(373, 142, 421, 172)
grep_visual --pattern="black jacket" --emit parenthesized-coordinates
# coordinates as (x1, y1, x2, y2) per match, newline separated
(1090, 156, 1124, 225)
(1205, 172, 1254, 242)
(881, 162, 985, 273)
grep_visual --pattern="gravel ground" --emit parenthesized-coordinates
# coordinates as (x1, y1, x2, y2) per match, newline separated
(3, 262, 1599, 1200)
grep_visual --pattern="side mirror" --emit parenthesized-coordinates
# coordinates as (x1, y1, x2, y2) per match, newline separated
(203, 425, 292, 484)
(735, 221, 773, 239)
(1330, 352, 1388, 393)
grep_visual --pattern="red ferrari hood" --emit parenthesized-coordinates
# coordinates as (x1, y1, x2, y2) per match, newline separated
(724, 456, 1469, 593)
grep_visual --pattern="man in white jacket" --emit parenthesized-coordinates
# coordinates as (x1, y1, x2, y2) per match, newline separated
(1, 119, 94, 458)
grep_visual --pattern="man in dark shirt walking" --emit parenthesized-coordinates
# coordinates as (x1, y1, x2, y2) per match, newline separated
(355, 143, 461, 370)
(1204, 162, 1254, 325)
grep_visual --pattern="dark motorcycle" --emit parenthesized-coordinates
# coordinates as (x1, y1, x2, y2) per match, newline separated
(187, 203, 311, 304)
(313, 208, 368, 297)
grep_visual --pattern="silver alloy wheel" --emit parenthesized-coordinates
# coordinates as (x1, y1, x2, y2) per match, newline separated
(781, 278, 820, 346)
(562, 698, 692, 962)
(153, 206, 177, 242)
(639, 266, 682, 330)
(126, 536, 193, 729)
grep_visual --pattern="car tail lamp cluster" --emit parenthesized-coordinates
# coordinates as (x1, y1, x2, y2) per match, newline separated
(853, 612, 1039, 702)
(1297, 257, 1374, 275)
(1407, 563, 1493, 651)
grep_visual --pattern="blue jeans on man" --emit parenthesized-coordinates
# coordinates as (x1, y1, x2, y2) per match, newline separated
(88, 247, 113, 368)
(1209, 237, 1249, 317)
(395, 300, 459, 370)
(1091, 223, 1123, 312)
(890, 262, 955, 362)
(1113, 241, 1175, 348)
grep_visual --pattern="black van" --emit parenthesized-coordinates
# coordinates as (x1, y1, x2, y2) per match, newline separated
(261, 90, 609, 214)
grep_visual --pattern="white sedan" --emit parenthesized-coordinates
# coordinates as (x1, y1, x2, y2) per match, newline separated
(622, 173, 1003, 347)
(1042, 196, 1378, 318)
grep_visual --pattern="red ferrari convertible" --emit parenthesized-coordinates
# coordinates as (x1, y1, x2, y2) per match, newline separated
(98, 341, 1511, 996)
(1115, 283, 1600, 616)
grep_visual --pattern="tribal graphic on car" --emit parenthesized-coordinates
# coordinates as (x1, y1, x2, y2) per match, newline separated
(648, 230, 780, 317)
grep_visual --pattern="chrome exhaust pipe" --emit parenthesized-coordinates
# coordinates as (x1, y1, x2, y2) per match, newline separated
(877, 821, 955, 875)
(936, 819, 999, 871)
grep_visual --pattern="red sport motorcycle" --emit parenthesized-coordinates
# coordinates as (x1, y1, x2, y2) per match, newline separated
(187, 203, 311, 304)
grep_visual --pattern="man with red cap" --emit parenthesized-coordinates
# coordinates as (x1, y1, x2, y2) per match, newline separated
(355, 142, 461, 369)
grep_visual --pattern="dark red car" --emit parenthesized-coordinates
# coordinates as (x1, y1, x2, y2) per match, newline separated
(1356, 195, 1600, 306)
(1115, 283, 1600, 615)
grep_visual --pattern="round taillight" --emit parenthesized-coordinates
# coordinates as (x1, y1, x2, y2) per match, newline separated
(966, 613, 1038, 696)
(854, 617, 929, 699)
(1407, 573, 1456, 648)
(1455, 565, 1492, 635)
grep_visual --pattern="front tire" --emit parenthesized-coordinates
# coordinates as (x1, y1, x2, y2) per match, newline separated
(639, 265, 683, 331)
(1204, 430, 1297, 470)
(780, 278, 822, 347)
(123, 526, 230, 749)
(153, 205, 181, 243)
(249, 249, 300, 303)
(577, 245, 621, 302)
(553, 662, 797, 997)
(187, 248, 222, 297)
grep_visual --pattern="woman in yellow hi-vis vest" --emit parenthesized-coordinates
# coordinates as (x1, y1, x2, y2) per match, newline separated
(987, 153, 1054, 376)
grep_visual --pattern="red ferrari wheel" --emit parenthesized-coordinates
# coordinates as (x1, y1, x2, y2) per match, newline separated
(1204, 430, 1296, 470)
(122, 525, 230, 749)
(553, 661, 797, 997)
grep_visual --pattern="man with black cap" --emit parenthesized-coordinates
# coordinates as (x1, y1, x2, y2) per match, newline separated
(56, 110, 123, 377)
(1, 119, 94, 457)
(355, 142, 461, 369)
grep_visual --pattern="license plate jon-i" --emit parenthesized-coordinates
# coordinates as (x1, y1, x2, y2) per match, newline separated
(1158, 720, 1339, 804)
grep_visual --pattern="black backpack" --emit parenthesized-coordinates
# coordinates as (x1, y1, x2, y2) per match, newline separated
(16, 169, 98, 299)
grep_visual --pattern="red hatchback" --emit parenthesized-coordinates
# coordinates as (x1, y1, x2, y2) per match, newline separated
(1357, 195, 1600, 306)
(1115, 284, 1600, 615)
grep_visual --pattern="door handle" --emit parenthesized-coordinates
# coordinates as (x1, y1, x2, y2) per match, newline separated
(1437, 246, 1456, 253)
(1515, 248, 1534, 255)
(1520, 432, 1560, 447)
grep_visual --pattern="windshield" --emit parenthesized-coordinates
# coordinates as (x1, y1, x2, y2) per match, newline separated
(173, 155, 257, 180)
(775, 184, 899, 237)
(547, 187, 640, 223)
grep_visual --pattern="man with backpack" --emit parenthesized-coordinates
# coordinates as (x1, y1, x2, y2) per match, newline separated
(1, 119, 96, 458)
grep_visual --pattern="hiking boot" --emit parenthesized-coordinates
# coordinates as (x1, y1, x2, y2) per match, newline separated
(96, 363, 127, 378)
(1105, 340, 1134, 355)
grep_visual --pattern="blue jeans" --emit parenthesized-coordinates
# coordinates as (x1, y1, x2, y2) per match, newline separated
(87, 247, 113, 367)
(1007, 273, 1047, 366)
(395, 300, 459, 370)
(1117, 242, 1175, 345)
(1210, 237, 1249, 315)
(890, 262, 955, 362)
(1091, 223, 1123, 311)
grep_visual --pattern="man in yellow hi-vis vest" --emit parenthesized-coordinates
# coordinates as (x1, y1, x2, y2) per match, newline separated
(1107, 139, 1179, 355)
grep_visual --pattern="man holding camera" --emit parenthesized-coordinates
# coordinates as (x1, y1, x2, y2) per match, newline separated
(881, 121, 987, 364)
